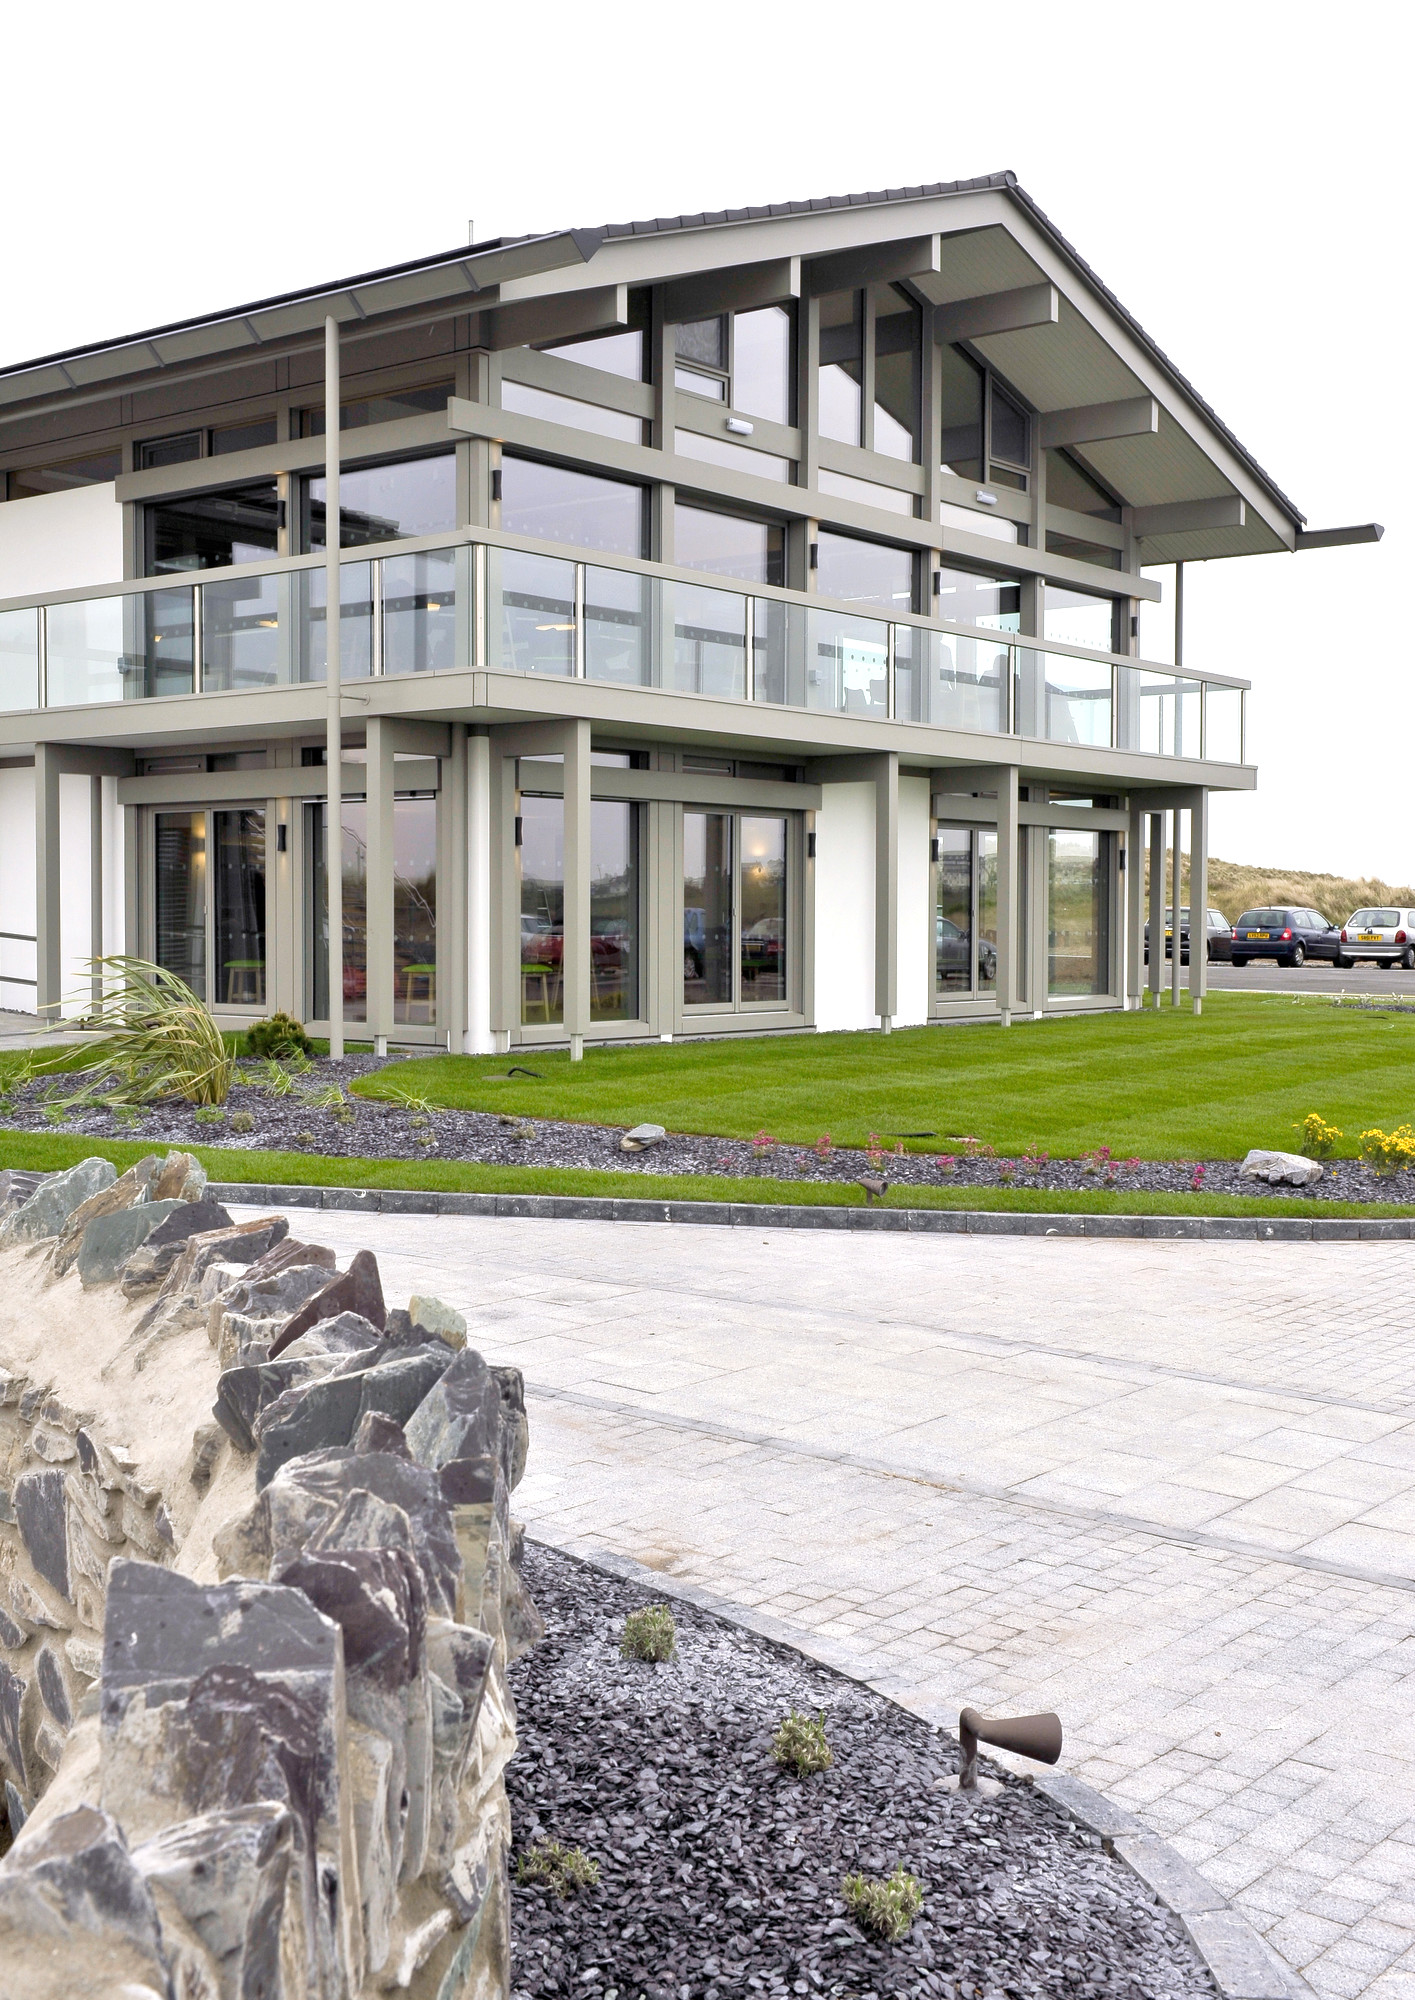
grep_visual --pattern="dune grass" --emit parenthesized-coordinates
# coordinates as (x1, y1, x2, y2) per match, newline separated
(349, 992, 1415, 1160)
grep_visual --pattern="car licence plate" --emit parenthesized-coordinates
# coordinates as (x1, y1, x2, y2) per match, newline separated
(1358, 932, 1383, 941)
(1246, 930, 1270, 939)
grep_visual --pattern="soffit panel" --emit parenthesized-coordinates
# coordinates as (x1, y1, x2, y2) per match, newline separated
(974, 297, 1141, 408)
(1079, 412, 1234, 508)
(918, 226, 1046, 304)
(1140, 520, 1287, 562)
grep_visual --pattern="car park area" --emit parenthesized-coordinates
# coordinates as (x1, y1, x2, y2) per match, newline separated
(1205, 959, 1415, 995)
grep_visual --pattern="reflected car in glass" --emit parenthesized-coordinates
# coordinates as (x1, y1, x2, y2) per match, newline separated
(1228, 907, 1341, 968)
(1335, 908, 1415, 970)
(935, 915, 997, 984)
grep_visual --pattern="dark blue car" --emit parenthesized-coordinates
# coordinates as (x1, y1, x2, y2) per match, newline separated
(1229, 906, 1341, 968)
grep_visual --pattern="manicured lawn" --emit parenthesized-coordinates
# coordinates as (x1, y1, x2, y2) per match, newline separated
(0, 1128, 1411, 1220)
(350, 993, 1415, 1159)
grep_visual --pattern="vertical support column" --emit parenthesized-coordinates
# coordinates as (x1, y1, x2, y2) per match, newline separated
(442, 725, 468, 1055)
(324, 314, 344, 1059)
(562, 717, 592, 1061)
(995, 765, 1020, 1028)
(34, 745, 61, 1018)
(466, 731, 492, 1054)
(1125, 800, 1144, 1007)
(89, 775, 104, 1007)
(874, 752, 899, 1032)
(1170, 807, 1183, 1008)
(1189, 788, 1209, 1015)
(1147, 811, 1164, 1002)
(364, 717, 395, 1055)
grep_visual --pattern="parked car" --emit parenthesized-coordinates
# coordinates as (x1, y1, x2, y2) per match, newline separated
(1335, 908, 1415, 970)
(1229, 907, 1341, 968)
(935, 915, 998, 985)
(1144, 906, 1233, 964)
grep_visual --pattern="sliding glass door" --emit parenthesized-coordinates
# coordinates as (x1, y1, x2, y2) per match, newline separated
(153, 807, 266, 1008)
(683, 809, 791, 1012)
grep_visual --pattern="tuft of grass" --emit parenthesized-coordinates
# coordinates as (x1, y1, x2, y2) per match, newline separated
(841, 1865, 924, 1942)
(515, 1840, 600, 1897)
(620, 1603, 676, 1663)
(193, 1106, 226, 1127)
(772, 1709, 833, 1777)
(229, 1109, 256, 1135)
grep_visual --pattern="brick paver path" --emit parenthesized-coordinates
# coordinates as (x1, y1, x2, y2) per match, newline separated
(281, 1212, 1415, 2000)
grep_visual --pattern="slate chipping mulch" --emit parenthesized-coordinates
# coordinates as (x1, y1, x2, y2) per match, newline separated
(0, 1054, 1407, 1204)
(506, 1543, 1216, 2000)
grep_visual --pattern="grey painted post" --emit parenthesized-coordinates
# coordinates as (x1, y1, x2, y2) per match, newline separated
(1170, 806, 1183, 1009)
(324, 315, 344, 1059)
(874, 752, 899, 1032)
(1147, 812, 1164, 1002)
(365, 717, 395, 1054)
(1189, 787, 1209, 1015)
(562, 717, 592, 1061)
(34, 744, 60, 1017)
(89, 774, 103, 1007)
(1125, 799, 1144, 1007)
(995, 765, 1020, 1028)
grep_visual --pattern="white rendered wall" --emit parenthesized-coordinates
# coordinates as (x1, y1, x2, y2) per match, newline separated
(0, 484, 124, 598)
(812, 781, 876, 1033)
(896, 775, 931, 1027)
(0, 768, 36, 1013)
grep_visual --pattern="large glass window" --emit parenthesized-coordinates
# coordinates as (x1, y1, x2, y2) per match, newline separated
(683, 810, 789, 1010)
(500, 456, 646, 556)
(817, 531, 914, 612)
(394, 798, 437, 1026)
(1044, 585, 1118, 652)
(519, 795, 564, 1025)
(6, 450, 121, 501)
(818, 291, 863, 445)
(989, 384, 1029, 486)
(145, 483, 279, 574)
(383, 549, 457, 676)
(872, 284, 918, 461)
(213, 810, 266, 1008)
(203, 573, 284, 691)
(308, 801, 368, 1022)
(939, 347, 984, 481)
(733, 306, 792, 425)
(500, 552, 576, 675)
(590, 801, 639, 1022)
(672, 583, 747, 699)
(896, 626, 1008, 733)
(934, 827, 999, 1000)
(155, 812, 207, 999)
(297, 381, 455, 436)
(585, 568, 652, 687)
(305, 454, 455, 549)
(539, 329, 644, 380)
(934, 566, 1021, 631)
(298, 562, 374, 683)
(806, 607, 888, 717)
(0, 609, 40, 711)
(674, 502, 784, 585)
(1048, 830, 1111, 997)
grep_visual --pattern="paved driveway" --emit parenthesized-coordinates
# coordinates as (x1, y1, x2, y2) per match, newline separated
(274, 1211, 1415, 2000)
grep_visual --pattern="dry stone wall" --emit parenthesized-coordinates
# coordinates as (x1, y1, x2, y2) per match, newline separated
(0, 1154, 539, 1999)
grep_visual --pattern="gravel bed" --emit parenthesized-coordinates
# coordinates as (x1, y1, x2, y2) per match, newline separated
(0, 1056, 1408, 1203)
(507, 1542, 1216, 2000)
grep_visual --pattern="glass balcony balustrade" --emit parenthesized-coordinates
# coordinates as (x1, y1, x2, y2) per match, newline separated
(0, 535, 1245, 763)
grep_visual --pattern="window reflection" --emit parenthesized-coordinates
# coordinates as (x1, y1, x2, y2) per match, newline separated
(501, 456, 647, 556)
(740, 817, 787, 1004)
(733, 306, 792, 425)
(519, 794, 564, 1025)
(684, 811, 732, 1007)
(1048, 829, 1111, 996)
(145, 483, 279, 574)
(155, 812, 207, 1000)
(591, 801, 639, 1021)
(818, 291, 863, 445)
(393, 798, 437, 1025)
(305, 454, 455, 549)
(939, 346, 984, 481)
(871, 284, 918, 461)
(817, 531, 914, 612)
(1044, 585, 1117, 651)
(935, 827, 998, 998)
(674, 503, 784, 585)
(213, 810, 266, 1008)
(308, 802, 368, 1022)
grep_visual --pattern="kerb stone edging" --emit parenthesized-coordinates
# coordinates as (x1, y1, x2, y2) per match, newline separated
(528, 1534, 1314, 2000)
(208, 1181, 1415, 1242)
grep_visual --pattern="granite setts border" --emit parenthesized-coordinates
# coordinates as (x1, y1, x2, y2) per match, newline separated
(539, 1535, 1313, 2000)
(208, 1182, 1415, 1241)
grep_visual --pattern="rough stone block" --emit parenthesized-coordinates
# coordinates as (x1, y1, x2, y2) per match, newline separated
(491, 1367, 528, 1490)
(268, 1250, 387, 1359)
(2, 1157, 116, 1244)
(280, 1310, 385, 1362)
(35, 1645, 75, 1731)
(12, 1468, 69, 1599)
(255, 1370, 370, 1488)
(358, 1349, 452, 1431)
(132, 1802, 299, 2000)
(0, 1168, 42, 1216)
(0, 1804, 169, 1997)
(0, 1662, 37, 1790)
(277, 1546, 427, 1692)
(150, 1150, 207, 1203)
(118, 1197, 238, 1294)
(50, 1155, 161, 1275)
(408, 1295, 467, 1350)
(1238, 1148, 1323, 1187)
(76, 1198, 185, 1288)
(404, 1349, 502, 1474)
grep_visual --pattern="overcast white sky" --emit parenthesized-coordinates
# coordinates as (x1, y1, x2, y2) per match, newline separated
(3, 1, 1407, 878)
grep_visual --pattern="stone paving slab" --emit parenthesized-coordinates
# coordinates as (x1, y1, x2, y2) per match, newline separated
(230, 1209, 1415, 2000)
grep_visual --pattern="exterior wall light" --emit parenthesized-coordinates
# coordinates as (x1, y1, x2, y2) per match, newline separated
(974, 490, 999, 506)
(725, 417, 754, 436)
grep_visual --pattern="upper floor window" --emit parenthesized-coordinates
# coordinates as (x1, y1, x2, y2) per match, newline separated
(988, 384, 1029, 490)
(501, 455, 648, 558)
(1044, 584, 1119, 652)
(304, 452, 455, 550)
(939, 346, 983, 481)
(138, 418, 277, 469)
(500, 380, 644, 445)
(817, 529, 915, 612)
(674, 501, 785, 586)
(145, 483, 279, 574)
(1046, 449, 1122, 521)
(673, 306, 793, 425)
(540, 328, 645, 382)
(3, 449, 122, 501)
(295, 380, 454, 437)
(934, 565, 1021, 632)
(817, 286, 920, 460)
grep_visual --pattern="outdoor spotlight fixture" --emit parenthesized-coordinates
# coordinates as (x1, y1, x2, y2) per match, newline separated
(859, 1175, 888, 1205)
(957, 1707, 1063, 1791)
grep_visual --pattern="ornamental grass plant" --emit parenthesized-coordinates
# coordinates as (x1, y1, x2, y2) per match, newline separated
(841, 1865, 924, 1942)
(41, 956, 236, 1108)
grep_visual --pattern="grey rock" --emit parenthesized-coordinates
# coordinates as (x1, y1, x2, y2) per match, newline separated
(254, 1370, 370, 1488)
(241, 1237, 337, 1285)
(276, 1545, 427, 1692)
(0, 1168, 43, 1216)
(408, 1294, 467, 1350)
(212, 1348, 373, 1455)
(118, 1197, 237, 1294)
(492, 1365, 529, 1490)
(2, 1157, 115, 1243)
(133, 1214, 291, 1332)
(64, 1635, 103, 1682)
(76, 1197, 185, 1288)
(4, 1777, 31, 1839)
(1238, 1148, 1324, 1187)
(273, 1452, 461, 1618)
(0, 1662, 35, 1788)
(278, 1310, 385, 1362)
(358, 1349, 452, 1430)
(132, 1802, 297, 2000)
(620, 1121, 667, 1151)
(35, 1644, 74, 1731)
(0, 1804, 168, 1989)
(404, 1348, 502, 1473)
(13, 1467, 69, 1599)
(425, 1618, 494, 1746)
(150, 1149, 207, 1202)
(268, 1249, 386, 1359)
(0, 1604, 26, 1649)
(352, 1410, 410, 1457)
(50, 1155, 161, 1275)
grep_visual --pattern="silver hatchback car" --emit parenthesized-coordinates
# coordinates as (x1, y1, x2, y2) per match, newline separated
(1336, 907, 1415, 969)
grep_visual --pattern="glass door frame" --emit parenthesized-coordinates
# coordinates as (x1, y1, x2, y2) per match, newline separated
(143, 800, 272, 1017)
(928, 813, 1003, 1018)
(679, 804, 802, 1021)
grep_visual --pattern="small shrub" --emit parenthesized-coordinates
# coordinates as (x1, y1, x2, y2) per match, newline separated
(841, 1865, 923, 1943)
(409, 1112, 430, 1130)
(620, 1604, 676, 1663)
(41, 1102, 68, 1125)
(1124, 1156, 1141, 1173)
(772, 1709, 833, 1777)
(300, 1084, 346, 1112)
(752, 1128, 777, 1155)
(193, 1106, 226, 1126)
(1021, 1149, 1049, 1174)
(294, 1128, 317, 1147)
(814, 1132, 833, 1161)
(245, 1012, 314, 1060)
(1191, 1162, 1206, 1191)
(1358, 1125, 1415, 1177)
(516, 1840, 600, 1897)
(1080, 1145, 1113, 1175)
(260, 1059, 295, 1097)
(997, 1160, 1016, 1183)
(1298, 1113, 1343, 1158)
(228, 1109, 255, 1135)
(934, 1154, 957, 1175)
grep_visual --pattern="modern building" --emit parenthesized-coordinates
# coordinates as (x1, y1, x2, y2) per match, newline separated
(0, 173, 1379, 1054)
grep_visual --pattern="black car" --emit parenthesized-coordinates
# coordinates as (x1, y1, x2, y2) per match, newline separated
(1144, 906, 1234, 965)
(1229, 907, 1341, 968)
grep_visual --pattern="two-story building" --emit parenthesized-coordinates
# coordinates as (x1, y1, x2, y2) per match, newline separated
(0, 172, 1379, 1055)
